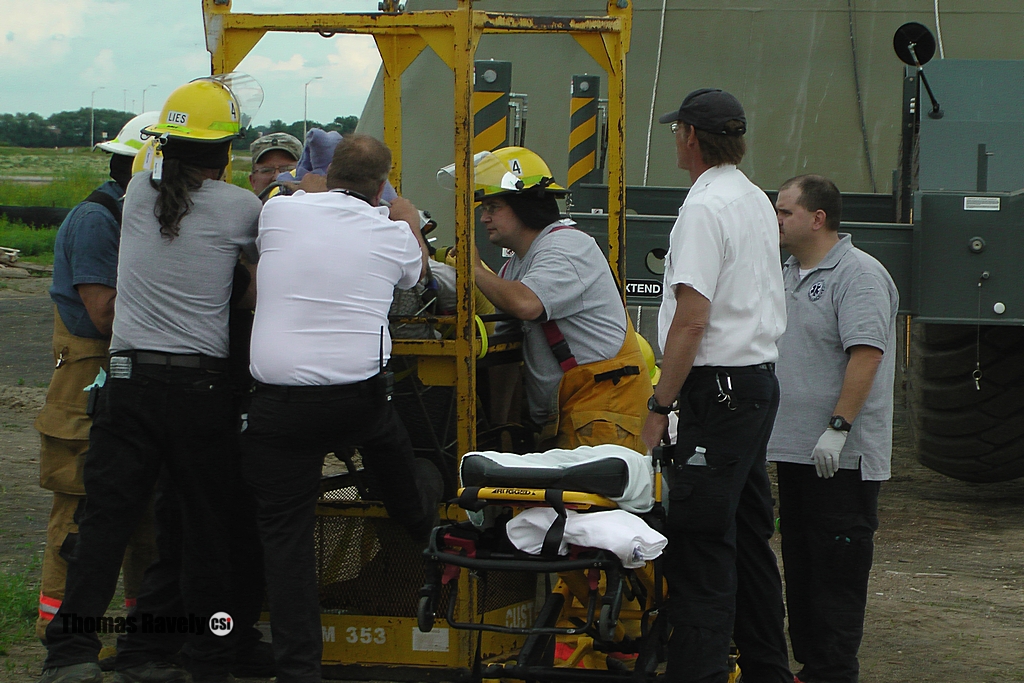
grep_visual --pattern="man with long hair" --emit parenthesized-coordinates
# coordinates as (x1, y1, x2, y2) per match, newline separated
(39, 78, 263, 683)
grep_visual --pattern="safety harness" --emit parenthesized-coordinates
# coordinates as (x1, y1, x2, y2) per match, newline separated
(498, 225, 639, 384)
(82, 190, 122, 226)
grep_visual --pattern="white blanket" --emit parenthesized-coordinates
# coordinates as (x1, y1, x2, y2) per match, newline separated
(460, 444, 654, 513)
(505, 508, 667, 569)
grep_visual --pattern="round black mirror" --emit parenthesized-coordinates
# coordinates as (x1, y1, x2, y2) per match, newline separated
(893, 22, 936, 66)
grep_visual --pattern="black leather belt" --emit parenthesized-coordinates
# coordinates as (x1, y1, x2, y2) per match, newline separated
(254, 376, 377, 398)
(692, 362, 775, 374)
(115, 351, 229, 371)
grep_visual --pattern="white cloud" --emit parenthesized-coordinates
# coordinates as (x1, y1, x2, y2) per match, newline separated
(0, 0, 90, 65)
(0, 0, 385, 123)
(325, 35, 382, 94)
(241, 53, 307, 74)
(80, 48, 116, 85)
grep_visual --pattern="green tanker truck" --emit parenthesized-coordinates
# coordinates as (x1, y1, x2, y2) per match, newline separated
(357, 2, 1024, 482)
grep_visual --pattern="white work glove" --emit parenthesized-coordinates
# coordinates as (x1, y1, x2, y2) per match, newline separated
(811, 428, 848, 479)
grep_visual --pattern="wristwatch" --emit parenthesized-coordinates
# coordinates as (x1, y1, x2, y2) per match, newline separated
(648, 395, 676, 415)
(828, 415, 853, 432)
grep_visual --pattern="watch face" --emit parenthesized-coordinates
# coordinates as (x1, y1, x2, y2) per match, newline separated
(648, 395, 670, 414)
(830, 416, 850, 431)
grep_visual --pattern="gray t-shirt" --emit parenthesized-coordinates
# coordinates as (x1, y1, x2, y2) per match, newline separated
(496, 220, 627, 422)
(110, 175, 261, 358)
(767, 234, 898, 480)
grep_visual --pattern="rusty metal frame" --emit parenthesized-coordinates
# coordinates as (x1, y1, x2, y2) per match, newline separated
(203, 0, 631, 673)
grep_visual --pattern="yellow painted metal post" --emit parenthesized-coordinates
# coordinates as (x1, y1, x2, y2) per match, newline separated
(607, 0, 632, 292)
(374, 35, 428, 194)
(453, 2, 480, 665)
(381, 43, 404, 194)
(606, 37, 627, 291)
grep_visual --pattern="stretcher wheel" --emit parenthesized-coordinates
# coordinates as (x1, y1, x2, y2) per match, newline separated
(417, 595, 435, 633)
(598, 603, 616, 642)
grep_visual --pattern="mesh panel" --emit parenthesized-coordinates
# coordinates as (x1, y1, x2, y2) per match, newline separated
(476, 570, 537, 615)
(316, 513, 422, 615)
(315, 508, 537, 617)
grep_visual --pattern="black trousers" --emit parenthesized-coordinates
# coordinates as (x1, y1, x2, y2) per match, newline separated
(114, 464, 265, 673)
(43, 365, 239, 678)
(663, 365, 791, 683)
(776, 462, 880, 683)
(240, 378, 435, 683)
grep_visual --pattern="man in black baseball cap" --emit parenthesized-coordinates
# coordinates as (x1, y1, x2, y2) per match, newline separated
(643, 88, 793, 683)
(658, 87, 747, 135)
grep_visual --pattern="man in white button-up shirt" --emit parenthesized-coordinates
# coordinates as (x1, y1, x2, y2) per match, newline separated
(641, 89, 791, 683)
(241, 134, 442, 683)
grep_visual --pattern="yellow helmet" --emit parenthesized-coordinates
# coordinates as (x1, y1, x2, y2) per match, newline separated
(132, 136, 234, 181)
(635, 331, 661, 385)
(143, 73, 263, 143)
(437, 146, 567, 201)
(132, 137, 160, 174)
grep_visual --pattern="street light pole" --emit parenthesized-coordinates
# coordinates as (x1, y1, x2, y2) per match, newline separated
(123, 89, 128, 113)
(142, 84, 158, 112)
(90, 87, 105, 148)
(303, 76, 322, 142)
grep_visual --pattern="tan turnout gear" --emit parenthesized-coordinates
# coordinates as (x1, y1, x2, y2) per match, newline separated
(540, 318, 653, 454)
(34, 311, 157, 640)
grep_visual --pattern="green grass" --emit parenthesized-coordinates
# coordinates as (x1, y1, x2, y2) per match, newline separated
(0, 171, 107, 208)
(0, 558, 41, 655)
(0, 218, 58, 259)
(0, 147, 109, 185)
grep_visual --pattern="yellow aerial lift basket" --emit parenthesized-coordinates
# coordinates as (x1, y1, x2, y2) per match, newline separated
(202, 0, 632, 678)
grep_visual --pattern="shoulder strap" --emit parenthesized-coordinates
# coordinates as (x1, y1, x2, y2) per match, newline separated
(541, 320, 578, 371)
(82, 190, 122, 227)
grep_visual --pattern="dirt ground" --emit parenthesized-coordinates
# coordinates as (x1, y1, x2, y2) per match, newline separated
(0, 278, 1021, 682)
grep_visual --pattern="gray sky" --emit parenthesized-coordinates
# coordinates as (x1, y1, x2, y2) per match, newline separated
(1, 0, 383, 125)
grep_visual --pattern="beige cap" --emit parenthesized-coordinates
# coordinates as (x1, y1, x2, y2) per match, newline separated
(249, 132, 303, 165)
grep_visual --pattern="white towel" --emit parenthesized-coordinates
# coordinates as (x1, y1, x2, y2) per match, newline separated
(505, 508, 667, 569)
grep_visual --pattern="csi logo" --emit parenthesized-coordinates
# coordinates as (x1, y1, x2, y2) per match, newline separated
(209, 612, 233, 637)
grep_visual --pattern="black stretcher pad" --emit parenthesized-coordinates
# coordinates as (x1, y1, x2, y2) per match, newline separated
(460, 455, 629, 498)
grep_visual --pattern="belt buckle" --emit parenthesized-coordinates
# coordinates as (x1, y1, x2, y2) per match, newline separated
(109, 355, 132, 380)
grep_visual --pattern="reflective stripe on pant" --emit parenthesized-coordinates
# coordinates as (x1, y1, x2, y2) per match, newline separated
(36, 483, 157, 641)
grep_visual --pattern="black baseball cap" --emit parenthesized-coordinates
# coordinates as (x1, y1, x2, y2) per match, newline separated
(659, 88, 747, 136)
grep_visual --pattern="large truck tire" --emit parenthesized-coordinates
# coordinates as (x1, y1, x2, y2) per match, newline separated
(907, 321, 1024, 482)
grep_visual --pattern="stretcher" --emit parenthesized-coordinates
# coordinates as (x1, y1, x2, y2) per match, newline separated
(417, 444, 741, 682)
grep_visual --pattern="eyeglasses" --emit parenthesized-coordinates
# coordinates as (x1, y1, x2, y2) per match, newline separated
(253, 164, 297, 177)
(670, 122, 680, 134)
(479, 202, 507, 216)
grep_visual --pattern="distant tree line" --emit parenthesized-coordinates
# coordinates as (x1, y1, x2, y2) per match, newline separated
(0, 109, 134, 148)
(0, 109, 359, 150)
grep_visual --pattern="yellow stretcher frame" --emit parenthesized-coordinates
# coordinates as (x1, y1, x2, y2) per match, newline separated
(203, 0, 632, 676)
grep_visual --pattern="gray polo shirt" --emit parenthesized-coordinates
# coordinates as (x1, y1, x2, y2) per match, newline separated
(767, 234, 898, 481)
(495, 220, 627, 423)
